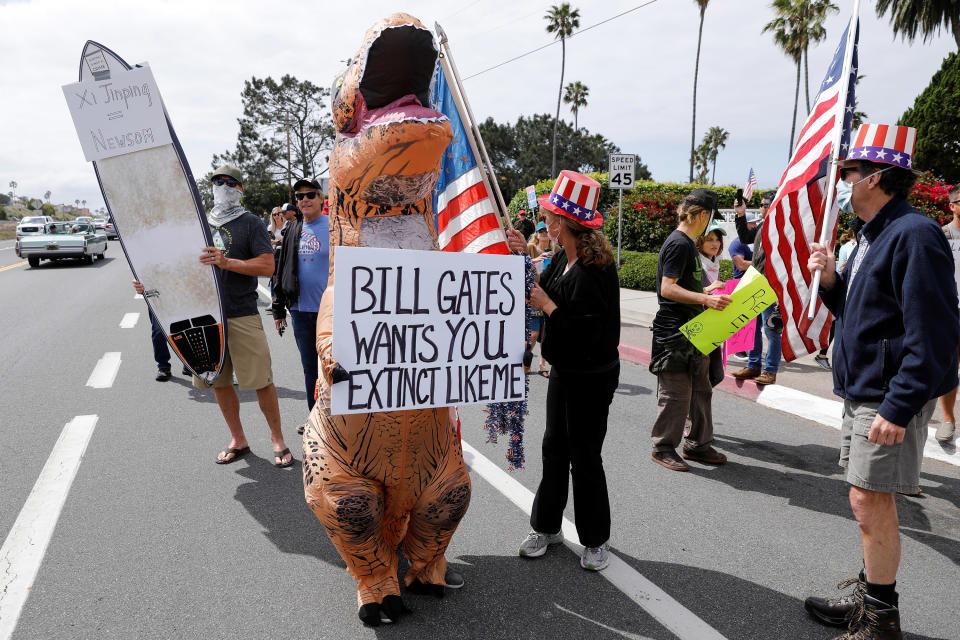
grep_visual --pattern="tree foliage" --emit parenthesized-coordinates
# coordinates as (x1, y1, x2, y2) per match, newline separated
(876, 0, 960, 49)
(899, 52, 960, 183)
(478, 114, 650, 200)
(209, 74, 334, 214)
(563, 81, 589, 130)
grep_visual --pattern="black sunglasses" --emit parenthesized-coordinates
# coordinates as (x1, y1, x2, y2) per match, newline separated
(950, 200, 960, 205)
(838, 167, 860, 181)
(295, 191, 319, 201)
(213, 177, 240, 188)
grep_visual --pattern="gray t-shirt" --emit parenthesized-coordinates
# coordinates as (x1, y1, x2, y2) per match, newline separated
(210, 211, 273, 318)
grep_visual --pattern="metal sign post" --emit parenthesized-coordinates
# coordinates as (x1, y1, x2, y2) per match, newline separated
(608, 153, 635, 266)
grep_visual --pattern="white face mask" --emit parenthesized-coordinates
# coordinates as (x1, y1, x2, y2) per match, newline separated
(213, 184, 242, 208)
(546, 219, 561, 245)
(835, 179, 854, 213)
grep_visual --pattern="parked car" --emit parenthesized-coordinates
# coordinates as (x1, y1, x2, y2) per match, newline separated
(15, 216, 50, 237)
(16, 222, 107, 268)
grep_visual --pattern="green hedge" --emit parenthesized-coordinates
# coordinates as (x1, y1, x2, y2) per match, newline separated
(508, 175, 770, 253)
(617, 250, 734, 291)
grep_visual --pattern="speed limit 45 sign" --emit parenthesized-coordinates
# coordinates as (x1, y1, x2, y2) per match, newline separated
(608, 154, 635, 189)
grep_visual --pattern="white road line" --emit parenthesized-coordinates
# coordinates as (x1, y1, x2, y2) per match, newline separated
(756, 384, 960, 468)
(0, 415, 99, 640)
(119, 312, 140, 329)
(257, 284, 271, 303)
(85, 352, 121, 389)
(461, 441, 727, 640)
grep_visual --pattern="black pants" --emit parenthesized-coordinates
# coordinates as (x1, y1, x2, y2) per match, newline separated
(531, 363, 619, 548)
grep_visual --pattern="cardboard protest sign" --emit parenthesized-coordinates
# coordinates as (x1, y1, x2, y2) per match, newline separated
(331, 247, 526, 415)
(680, 266, 776, 354)
(62, 65, 172, 162)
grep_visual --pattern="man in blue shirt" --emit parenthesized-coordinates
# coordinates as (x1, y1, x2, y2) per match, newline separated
(273, 178, 331, 434)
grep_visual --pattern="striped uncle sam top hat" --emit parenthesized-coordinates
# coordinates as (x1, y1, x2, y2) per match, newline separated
(538, 170, 604, 228)
(843, 123, 918, 171)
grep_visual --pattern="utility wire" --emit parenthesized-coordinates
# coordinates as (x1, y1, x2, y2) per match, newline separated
(463, 0, 663, 80)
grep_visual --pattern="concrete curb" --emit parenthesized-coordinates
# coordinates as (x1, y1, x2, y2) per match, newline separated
(618, 341, 960, 468)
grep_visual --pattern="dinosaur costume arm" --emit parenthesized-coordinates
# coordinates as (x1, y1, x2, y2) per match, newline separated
(316, 282, 336, 384)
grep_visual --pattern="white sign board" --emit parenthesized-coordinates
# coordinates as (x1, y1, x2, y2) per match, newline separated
(525, 185, 537, 210)
(62, 65, 172, 162)
(608, 153, 636, 190)
(331, 247, 526, 415)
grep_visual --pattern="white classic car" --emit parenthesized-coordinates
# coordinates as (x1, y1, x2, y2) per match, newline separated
(16, 222, 108, 268)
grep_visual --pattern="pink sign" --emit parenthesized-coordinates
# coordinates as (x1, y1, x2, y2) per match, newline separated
(713, 279, 755, 354)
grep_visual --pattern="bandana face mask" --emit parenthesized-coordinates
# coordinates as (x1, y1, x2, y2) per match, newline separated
(213, 184, 242, 207)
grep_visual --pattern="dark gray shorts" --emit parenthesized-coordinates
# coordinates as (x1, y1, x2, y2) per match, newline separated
(839, 399, 935, 494)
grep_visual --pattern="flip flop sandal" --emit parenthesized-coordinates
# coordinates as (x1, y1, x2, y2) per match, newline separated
(273, 448, 294, 468)
(215, 446, 250, 465)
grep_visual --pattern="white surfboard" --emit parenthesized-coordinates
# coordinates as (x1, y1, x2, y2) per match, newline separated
(71, 41, 225, 383)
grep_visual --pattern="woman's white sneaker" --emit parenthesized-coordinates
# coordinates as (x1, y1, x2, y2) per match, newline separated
(518, 531, 563, 557)
(580, 543, 610, 571)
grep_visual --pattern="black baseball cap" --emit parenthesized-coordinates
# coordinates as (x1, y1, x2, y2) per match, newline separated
(760, 190, 776, 206)
(683, 188, 718, 214)
(281, 202, 298, 213)
(293, 177, 321, 192)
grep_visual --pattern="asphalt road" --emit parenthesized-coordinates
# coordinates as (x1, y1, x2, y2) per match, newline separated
(1, 245, 958, 640)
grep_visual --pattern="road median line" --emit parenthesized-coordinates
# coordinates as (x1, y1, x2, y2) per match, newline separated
(0, 415, 99, 640)
(461, 440, 728, 640)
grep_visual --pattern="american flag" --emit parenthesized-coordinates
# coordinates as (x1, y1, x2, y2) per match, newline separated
(744, 167, 758, 202)
(431, 65, 509, 254)
(761, 17, 858, 362)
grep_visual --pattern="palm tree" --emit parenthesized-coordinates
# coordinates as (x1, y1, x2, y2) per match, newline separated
(563, 81, 589, 131)
(801, 1, 838, 112)
(690, 0, 710, 183)
(704, 126, 729, 184)
(81, 199, 87, 209)
(764, 1, 807, 158)
(876, 0, 960, 49)
(545, 3, 580, 178)
(44, 190, 51, 203)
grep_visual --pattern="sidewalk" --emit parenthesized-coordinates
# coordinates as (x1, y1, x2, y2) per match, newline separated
(617, 287, 960, 469)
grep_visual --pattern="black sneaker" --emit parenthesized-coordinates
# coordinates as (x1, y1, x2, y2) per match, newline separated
(805, 573, 865, 627)
(834, 593, 902, 640)
(155, 370, 171, 382)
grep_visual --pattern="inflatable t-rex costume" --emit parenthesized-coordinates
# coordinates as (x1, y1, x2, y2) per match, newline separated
(302, 13, 471, 626)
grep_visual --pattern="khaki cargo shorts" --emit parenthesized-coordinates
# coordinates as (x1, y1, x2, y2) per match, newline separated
(839, 398, 935, 494)
(194, 314, 274, 391)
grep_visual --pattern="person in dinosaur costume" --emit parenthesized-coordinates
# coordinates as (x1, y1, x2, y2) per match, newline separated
(301, 13, 471, 627)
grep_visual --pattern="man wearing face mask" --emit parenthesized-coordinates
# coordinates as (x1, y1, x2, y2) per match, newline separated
(198, 165, 294, 468)
(804, 125, 958, 640)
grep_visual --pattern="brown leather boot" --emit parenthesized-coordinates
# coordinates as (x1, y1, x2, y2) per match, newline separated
(755, 371, 777, 385)
(731, 367, 761, 380)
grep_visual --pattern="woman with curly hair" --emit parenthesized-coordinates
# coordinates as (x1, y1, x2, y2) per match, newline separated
(505, 171, 621, 571)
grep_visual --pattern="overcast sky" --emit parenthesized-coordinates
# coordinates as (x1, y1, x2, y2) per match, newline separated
(0, 0, 954, 212)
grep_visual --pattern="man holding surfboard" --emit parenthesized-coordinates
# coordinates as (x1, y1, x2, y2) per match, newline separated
(196, 165, 294, 468)
(272, 177, 330, 434)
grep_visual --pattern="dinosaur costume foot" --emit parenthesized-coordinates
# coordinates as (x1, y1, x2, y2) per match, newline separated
(406, 578, 445, 599)
(358, 595, 410, 626)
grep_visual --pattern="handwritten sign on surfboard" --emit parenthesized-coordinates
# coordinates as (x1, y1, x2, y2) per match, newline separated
(62, 65, 172, 162)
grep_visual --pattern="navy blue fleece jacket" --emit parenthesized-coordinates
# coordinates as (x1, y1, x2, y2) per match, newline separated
(820, 197, 959, 426)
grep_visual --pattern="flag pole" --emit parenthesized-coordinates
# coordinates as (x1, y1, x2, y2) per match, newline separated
(807, 0, 859, 319)
(436, 22, 514, 232)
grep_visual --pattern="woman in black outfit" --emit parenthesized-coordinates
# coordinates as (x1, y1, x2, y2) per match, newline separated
(506, 170, 621, 571)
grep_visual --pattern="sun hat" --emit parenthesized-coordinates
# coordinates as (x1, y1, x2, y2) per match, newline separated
(537, 170, 603, 228)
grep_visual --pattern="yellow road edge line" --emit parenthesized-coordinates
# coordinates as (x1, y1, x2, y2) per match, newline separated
(0, 261, 27, 273)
